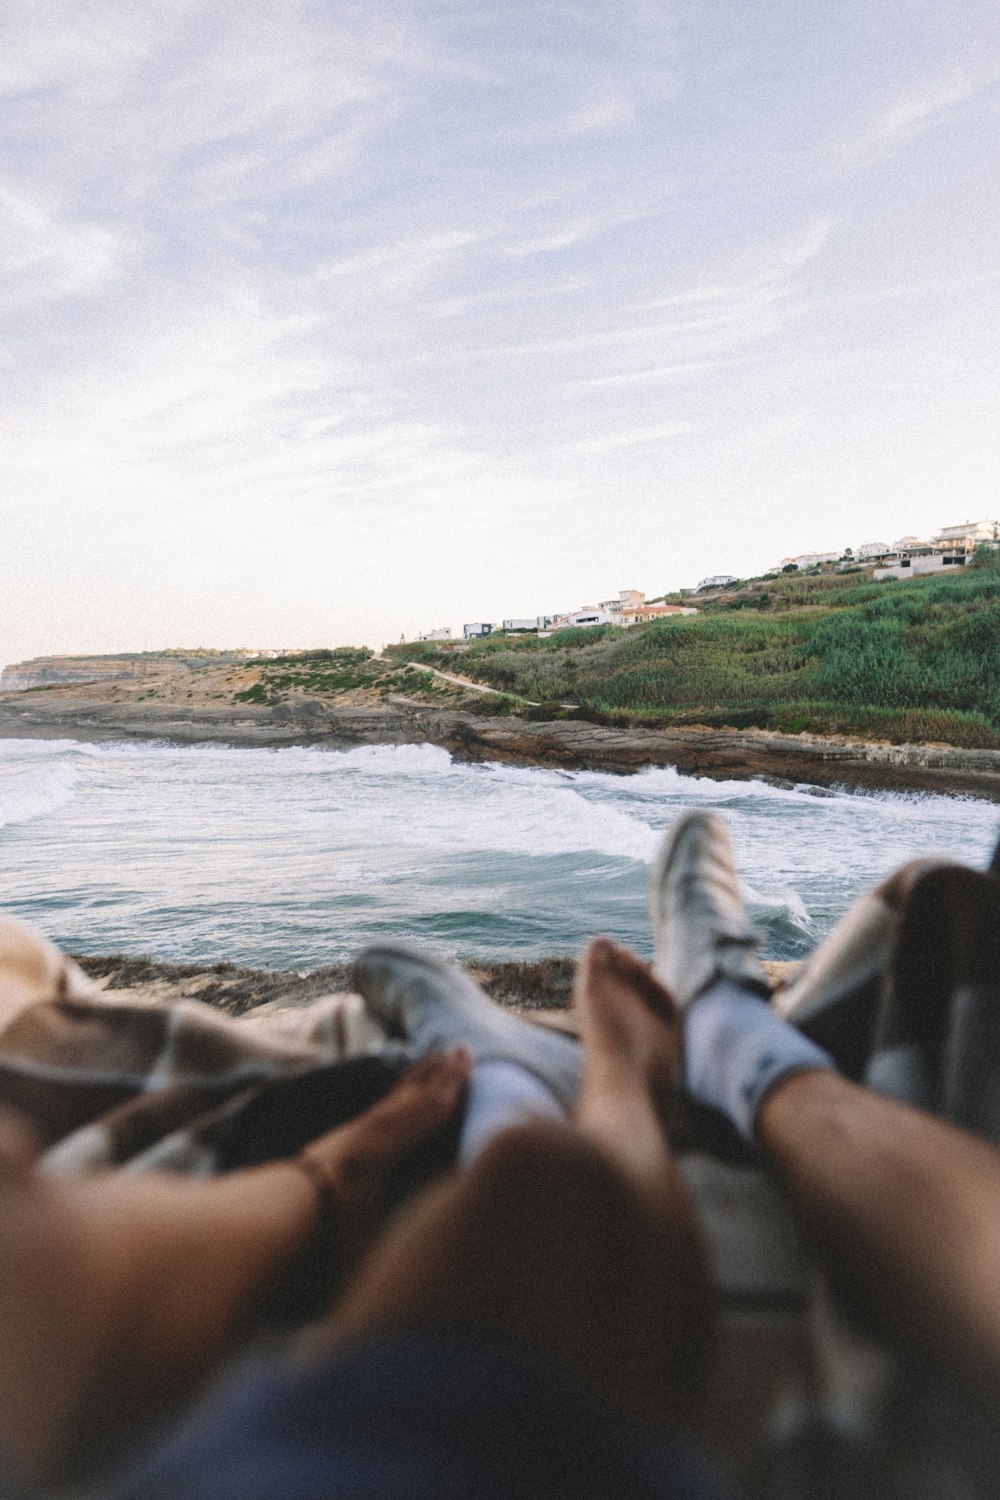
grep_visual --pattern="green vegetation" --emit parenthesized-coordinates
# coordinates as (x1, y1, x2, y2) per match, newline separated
(389, 559, 1000, 746)
(232, 646, 489, 709)
(235, 648, 381, 703)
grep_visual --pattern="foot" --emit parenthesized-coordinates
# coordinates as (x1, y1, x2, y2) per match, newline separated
(351, 944, 582, 1111)
(574, 938, 682, 1195)
(649, 811, 769, 1007)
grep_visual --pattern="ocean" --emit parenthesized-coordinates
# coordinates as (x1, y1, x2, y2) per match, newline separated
(0, 737, 995, 970)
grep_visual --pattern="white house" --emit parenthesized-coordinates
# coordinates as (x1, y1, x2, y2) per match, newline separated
(931, 522, 999, 569)
(892, 535, 930, 552)
(619, 603, 698, 626)
(696, 574, 737, 591)
(874, 554, 971, 582)
(418, 627, 452, 641)
(856, 541, 892, 561)
(933, 520, 997, 549)
(552, 607, 615, 629)
(463, 622, 494, 638)
(501, 618, 542, 632)
(874, 520, 999, 580)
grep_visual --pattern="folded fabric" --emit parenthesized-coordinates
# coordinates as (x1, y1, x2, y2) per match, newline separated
(0, 913, 399, 1178)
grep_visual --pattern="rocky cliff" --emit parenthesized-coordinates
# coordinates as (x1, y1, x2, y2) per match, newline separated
(0, 655, 156, 691)
(2, 674, 1000, 801)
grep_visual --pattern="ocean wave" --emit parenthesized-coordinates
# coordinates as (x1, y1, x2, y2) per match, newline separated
(1, 734, 994, 969)
(744, 881, 815, 954)
(0, 762, 81, 829)
(0, 737, 97, 758)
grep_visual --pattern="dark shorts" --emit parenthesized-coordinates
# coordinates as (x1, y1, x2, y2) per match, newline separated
(115, 1333, 728, 1500)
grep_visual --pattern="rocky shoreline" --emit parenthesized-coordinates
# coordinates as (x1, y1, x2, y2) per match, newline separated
(76, 952, 578, 1015)
(4, 688, 1000, 800)
(76, 952, 798, 1020)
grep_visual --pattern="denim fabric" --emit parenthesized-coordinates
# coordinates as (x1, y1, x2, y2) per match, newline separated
(115, 1332, 727, 1500)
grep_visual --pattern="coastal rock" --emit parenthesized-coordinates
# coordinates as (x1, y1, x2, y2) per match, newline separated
(3, 671, 1000, 801)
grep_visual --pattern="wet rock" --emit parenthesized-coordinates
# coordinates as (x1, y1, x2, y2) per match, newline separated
(3, 690, 1000, 802)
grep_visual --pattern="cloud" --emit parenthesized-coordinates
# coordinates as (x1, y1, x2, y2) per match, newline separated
(512, 90, 638, 143)
(499, 203, 667, 258)
(0, 183, 135, 299)
(0, 3, 157, 99)
(560, 93, 637, 136)
(562, 220, 833, 388)
(427, 275, 593, 320)
(315, 230, 489, 296)
(575, 356, 750, 388)
(573, 421, 693, 455)
(876, 75, 977, 143)
(835, 70, 999, 163)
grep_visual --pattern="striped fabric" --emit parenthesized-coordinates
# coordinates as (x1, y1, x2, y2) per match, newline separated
(0, 914, 393, 1177)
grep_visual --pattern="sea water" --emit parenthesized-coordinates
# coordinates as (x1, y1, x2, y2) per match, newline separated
(0, 737, 995, 969)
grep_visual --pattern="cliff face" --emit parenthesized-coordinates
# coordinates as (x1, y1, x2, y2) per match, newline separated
(0, 656, 152, 691)
(2, 676, 1000, 801)
(3, 651, 1000, 801)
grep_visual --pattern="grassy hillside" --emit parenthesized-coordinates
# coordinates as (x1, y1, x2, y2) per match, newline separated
(389, 558, 1000, 747)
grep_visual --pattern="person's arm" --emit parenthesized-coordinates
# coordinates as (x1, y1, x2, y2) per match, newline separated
(757, 1068, 1000, 1408)
(0, 1050, 468, 1484)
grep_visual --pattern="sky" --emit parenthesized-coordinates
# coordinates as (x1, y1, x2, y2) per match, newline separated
(2, 0, 999, 659)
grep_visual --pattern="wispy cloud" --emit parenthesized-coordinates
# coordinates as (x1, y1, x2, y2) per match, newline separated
(2, 0, 999, 659)
(575, 355, 751, 388)
(0, 183, 135, 299)
(499, 203, 668, 258)
(573, 421, 693, 455)
(512, 90, 638, 143)
(315, 230, 489, 298)
(836, 70, 999, 163)
(876, 75, 978, 143)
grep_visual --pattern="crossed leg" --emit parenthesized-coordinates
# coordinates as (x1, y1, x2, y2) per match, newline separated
(328, 915, 1000, 1435)
(328, 939, 716, 1430)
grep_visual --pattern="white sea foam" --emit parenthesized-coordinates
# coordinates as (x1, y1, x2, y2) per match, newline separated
(0, 761, 81, 829)
(0, 736, 994, 967)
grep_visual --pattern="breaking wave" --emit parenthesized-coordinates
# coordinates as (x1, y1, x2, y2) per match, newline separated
(0, 737, 994, 967)
(0, 760, 81, 830)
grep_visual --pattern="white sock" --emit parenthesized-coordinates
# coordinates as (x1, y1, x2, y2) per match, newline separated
(684, 979, 835, 1139)
(459, 1059, 565, 1162)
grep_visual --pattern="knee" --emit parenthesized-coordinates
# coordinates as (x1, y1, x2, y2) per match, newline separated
(463, 1123, 650, 1278)
(472, 1122, 633, 1217)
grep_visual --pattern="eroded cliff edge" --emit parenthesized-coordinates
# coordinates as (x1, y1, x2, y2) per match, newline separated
(3, 683, 1000, 801)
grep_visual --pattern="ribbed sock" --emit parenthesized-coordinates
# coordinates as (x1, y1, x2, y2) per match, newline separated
(459, 1060, 565, 1162)
(684, 979, 835, 1139)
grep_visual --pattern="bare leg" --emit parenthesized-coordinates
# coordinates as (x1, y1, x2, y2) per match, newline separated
(0, 1051, 468, 1484)
(757, 1068, 1000, 1410)
(330, 939, 715, 1428)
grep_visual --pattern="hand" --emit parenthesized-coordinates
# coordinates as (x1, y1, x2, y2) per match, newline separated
(297, 1048, 472, 1274)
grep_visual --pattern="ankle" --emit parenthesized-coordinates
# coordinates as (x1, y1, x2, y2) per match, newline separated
(684, 981, 835, 1139)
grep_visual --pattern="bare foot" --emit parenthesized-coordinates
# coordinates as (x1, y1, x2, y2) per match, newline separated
(574, 938, 683, 1197)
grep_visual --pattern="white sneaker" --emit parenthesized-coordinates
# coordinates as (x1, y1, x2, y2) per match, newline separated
(649, 811, 769, 1007)
(351, 943, 581, 1111)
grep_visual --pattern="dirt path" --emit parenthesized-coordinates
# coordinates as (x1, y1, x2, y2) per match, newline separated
(426, 664, 533, 699)
(421, 662, 578, 711)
